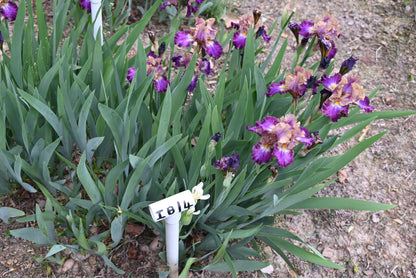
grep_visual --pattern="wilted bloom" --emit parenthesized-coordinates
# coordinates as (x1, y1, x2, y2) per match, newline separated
(266, 66, 313, 100)
(247, 114, 315, 168)
(0, 0, 18, 20)
(174, 17, 223, 59)
(79, 0, 91, 13)
(191, 182, 210, 202)
(321, 75, 374, 122)
(339, 56, 359, 75)
(231, 10, 271, 50)
(214, 153, 239, 188)
(214, 153, 239, 173)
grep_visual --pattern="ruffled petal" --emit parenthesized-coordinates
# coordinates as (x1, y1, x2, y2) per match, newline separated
(153, 75, 170, 93)
(1, 0, 19, 20)
(299, 20, 315, 38)
(232, 31, 247, 49)
(273, 145, 294, 168)
(321, 99, 349, 122)
(251, 142, 273, 165)
(357, 96, 374, 113)
(174, 30, 194, 48)
(204, 40, 223, 59)
(321, 73, 342, 91)
(266, 81, 286, 97)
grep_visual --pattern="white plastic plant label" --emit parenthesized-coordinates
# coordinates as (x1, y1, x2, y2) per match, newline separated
(148, 190, 196, 222)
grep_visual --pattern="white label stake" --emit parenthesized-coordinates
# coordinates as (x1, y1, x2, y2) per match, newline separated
(149, 190, 196, 277)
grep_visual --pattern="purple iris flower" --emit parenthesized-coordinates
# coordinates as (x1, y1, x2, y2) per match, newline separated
(247, 114, 315, 168)
(127, 36, 170, 93)
(79, 0, 91, 13)
(231, 12, 271, 50)
(174, 17, 223, 59)
(0, 0, 18, 20)
(321, 75, 374, 122)
(267, 66, 313, 100)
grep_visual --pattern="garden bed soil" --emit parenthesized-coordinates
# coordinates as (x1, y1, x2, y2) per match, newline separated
(1, 0, 416, 277)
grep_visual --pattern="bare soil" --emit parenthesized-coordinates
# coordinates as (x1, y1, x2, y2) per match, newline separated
(1, 0, 416, 277)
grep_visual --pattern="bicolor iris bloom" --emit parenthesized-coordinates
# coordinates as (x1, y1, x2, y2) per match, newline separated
(231, 10, 271, 49)
(174, 17, 223, 59)
(321, 75, 374, 122)
(266, 66, 314, 100)
(291, 15, 341, 65)
(247, 114, 315, 168)
(79, 0, 91, 13)
(0, 0, 18, 21)
(126, 35, 170, 93)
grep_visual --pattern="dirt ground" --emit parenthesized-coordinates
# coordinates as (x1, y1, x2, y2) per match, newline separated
(1, 0, 416, 277)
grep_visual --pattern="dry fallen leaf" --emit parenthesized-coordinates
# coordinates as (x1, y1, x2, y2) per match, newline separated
(125, 223, 145, 237)
(337, 169, 348, 184)
(393, 218, 403, 225)
(128, 245, 138, 260)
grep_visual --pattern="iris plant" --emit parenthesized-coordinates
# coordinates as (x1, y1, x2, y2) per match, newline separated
(247, 114, 315, 168)
(0, 0, 18, 21)
(231, 9, 271, 49)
